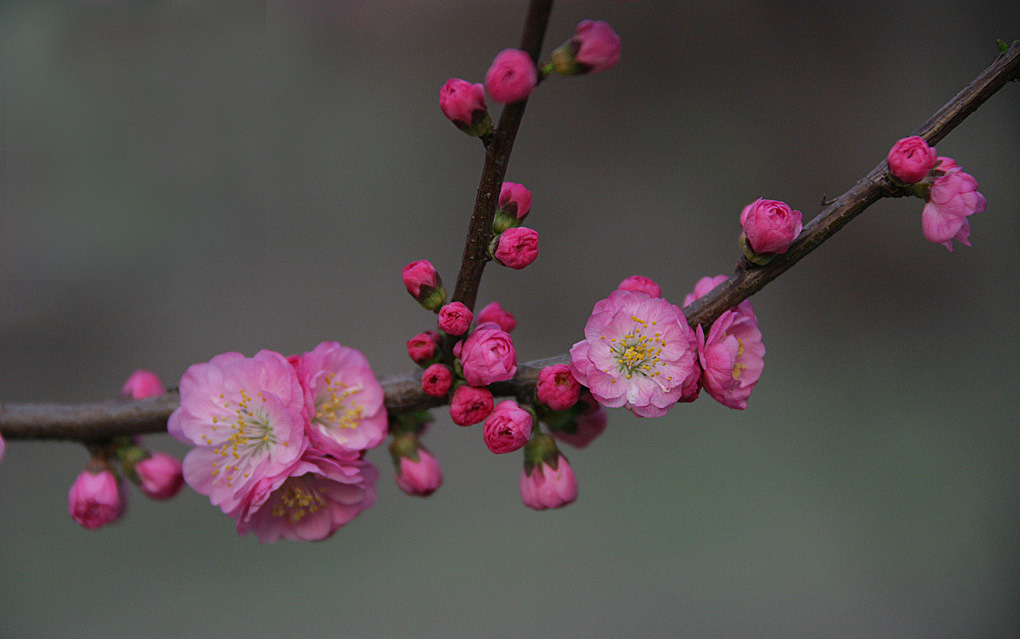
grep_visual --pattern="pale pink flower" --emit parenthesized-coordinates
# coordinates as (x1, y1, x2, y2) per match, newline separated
(483, 400, 533, 454)
(296, 341, 387, 457)
(476, 301, 517, 333)
(922, 161, 985, 251)
(887, 136, 936, 184)
(68, 468, 124, 529)
(485, 49, 537, 104)
(402, 260, 445, 310)
(537, 364, 582, 410)
(520, 435, 578, 510)
(169, 350, 308, 515)
(449, 385, 494, 426)
(135, 452, 184, 500)
(570, 289, 696, 417)
(499, 182, 532, 220)
(617, 275, 661, 299)
(550, 391, 607, 449)
(438, 302, 473, 336)
(394, 445, 443, 497)
(740, 198, 803, 255)
(697, 309, 765, 410)
(121, 369, 164, 399)
(439, 78, 489, 134)
(421, 363, 454, 398)
(235, 453, 378, 544)
(406, 331, 440, 366)
(459, 324, 517, 387)
(492, 227, 539, 269)
(573, 20, 622, 72)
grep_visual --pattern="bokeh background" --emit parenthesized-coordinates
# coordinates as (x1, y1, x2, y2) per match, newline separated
(2, 1, 1018, 637)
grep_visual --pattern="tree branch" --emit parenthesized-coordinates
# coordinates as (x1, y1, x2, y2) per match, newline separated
(0, 43, 1015, 443)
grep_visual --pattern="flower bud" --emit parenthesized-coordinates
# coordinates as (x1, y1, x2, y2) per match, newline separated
(402, 260, 446, 311)
(406, 331, 441, 366)
(476, 302, 517, 333)
(120, 369, 164, 399)
(132, 452, 185, 500)
(458, 325, 517, 387)
(389, 435, 443, 497)
(536, 364, 582, 411)
(548, 391, 607, 449)
(490, 227, 539, 270)
(449, 385, 494, 426)
(68, 466, 125, 529)
(520, 434, 578, 510)
(483, 400, 533, 454)
(0, 432, 5, 463)
(484, 49, 537, 104)
(922, 161, 985, 251)
(438, 301, 473, 336)
(616, 275, 661, 299)
(551, 20, 621, 76)
(421, 363, 454, 398)
(494, 182, 532, 233)
(887, 136, 937, 184)
(739, 198, 803, 262)
(439, 78, 492, 138)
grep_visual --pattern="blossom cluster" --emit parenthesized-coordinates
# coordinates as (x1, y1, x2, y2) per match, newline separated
(168, 343, 384, 542)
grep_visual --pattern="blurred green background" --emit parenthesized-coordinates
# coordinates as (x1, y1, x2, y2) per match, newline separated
(2, 1, 1018, 637)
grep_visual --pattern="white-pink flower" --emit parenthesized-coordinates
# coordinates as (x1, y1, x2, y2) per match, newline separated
(570, 289, 695, 417)
(169, 350, 308, 514)
(696, 309, 765, 410)
(922, 158, 985, 251)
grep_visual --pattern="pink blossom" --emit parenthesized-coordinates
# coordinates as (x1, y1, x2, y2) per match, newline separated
(121, 369, 164, 399)
(449, 385, 494, 426)
(537, 364, 582, 410)
(740, 198, 803, 255)
(887, 136, 937, 184)
(439, 78, 489, 133)
(570, 289, 696, 417)
(573, 20, 622, 73)
(476, 301, 517, 333)
(421, 363, 453, 398)
(406, 331, 440, 366)
(438, 302, 473, 336)
(135, 452, 185, 500)
(697, 309, 766, 410)
(458, 325, 517, 387)
(922, 162, 985, 251)
(617, 275, 661, 298)
(395, 446, 443, 497)
(492, 227, 539, 269)
(683, 274, 754, 321)
(402, 260, 445, 310)
(483, 400, 533, 454)
(296, 341, 387, 457)
(0, 433, 5, 463)
(68, 468, 124, 529)
(551, 391, 607, 449)
(235, 453, 377, 544)
(169, 350, 308, 515)
(520, 455, 578, 510)
(499, 182, 532, 220)
(485, 48, 537, 104)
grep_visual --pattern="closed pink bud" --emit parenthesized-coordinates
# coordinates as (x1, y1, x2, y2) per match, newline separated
(121, 369, 164, 399)
(395, 446, 443, 497)
(68, 468, 124, 530)
(406, 331, 441, 366)
(459, 325, 517, 387)
(402, 260, 446, 310)
(887, 136, 937, 184)
(520, 455, 578, 510)
(483, 400, 533, 454)
(135, 452, 184, 500)
(739, 198, 803, 256)
(922, 165, 985, 251)
(573, 20, 622, 73)
(421, 363, 454, 398)
(492, 227, 539, 269)
(449, 385, 494, 426)
(438, 302, 473, 336)
(499, 182, 532, 220)
(617, 275, 661, 299)
(485, 48, 537, 104)
(476, 301, 517, 333)
(536, 364, 581, 411)
(439, 78, 490, 136)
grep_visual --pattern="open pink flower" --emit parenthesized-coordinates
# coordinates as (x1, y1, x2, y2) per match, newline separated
(169, 350, 308, 515)
(459, 324, 517, 387)
(697, 309, 765, 409)
(570, 289, 696, 417)
(121, 369, 165, 399)
(476, 302, 517, 333)
(922, 160, 985, 251)
(484, 49, 537, 104)
(483, 400, 533, 454)
(68, 468, 125, 530)
(295, 341, 387, 458)
(887, 136, 936, 184)
(617, 275, 661, 299)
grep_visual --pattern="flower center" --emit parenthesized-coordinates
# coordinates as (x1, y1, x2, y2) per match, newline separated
(209, 388, 278, 487)
(270, 478, 325, 523)
(732, 337, 746, 379)
(608, 315, 665, 380)
(315, 373, 364, 430)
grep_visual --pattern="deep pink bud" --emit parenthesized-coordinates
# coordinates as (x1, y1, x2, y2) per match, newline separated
(887, 136, 937, 184)
(483, 400, 533, 454)
(537, 364, 582, 411)
(439, 78, 490, 136)
(573, 20, 622, 72)
(739, 198, 803, 256)
(458, 325, 517, 387)
(438, 302, 473, 336)
(491, 227, 539, 269)
(520, 454, 578, 510)
(499, 182, 532, 220)
(476, 302, 517, 333)
(68, 468, 124, 530)
(402, 260, 446, 311)
(449, 385, 494, 426)
(395, 446, 443, 497)
(485, 49, 537, 104)
(121, 369, 164, 399)
(134, 452, 184, 500)
(406, 331, 441, 366)
(922, 164, 985, 251)
(617, 275, 661, 299)
(421, 363, 454, 398)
